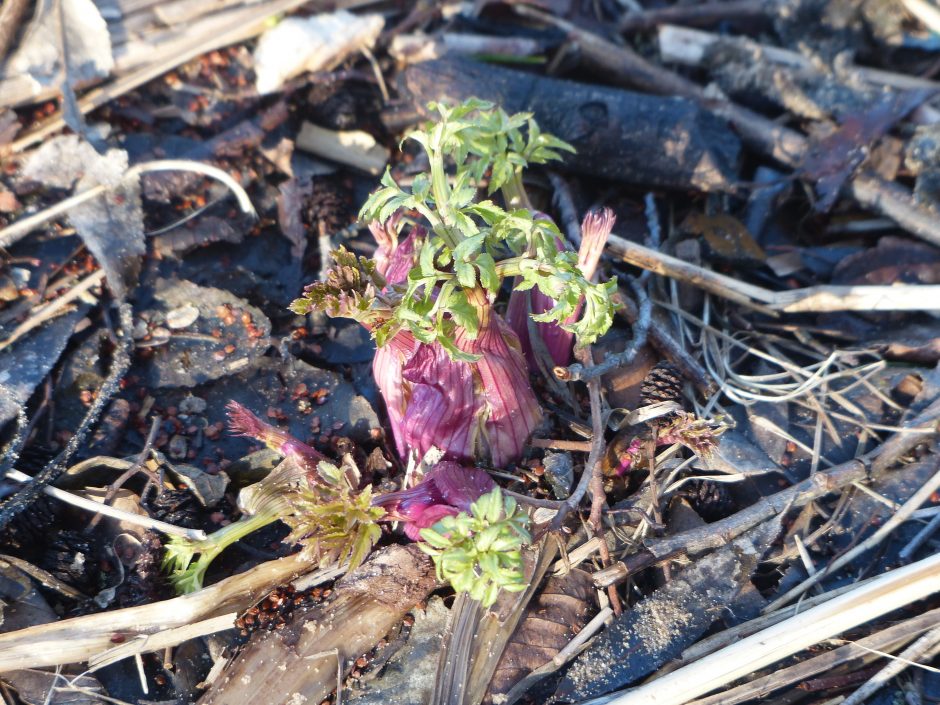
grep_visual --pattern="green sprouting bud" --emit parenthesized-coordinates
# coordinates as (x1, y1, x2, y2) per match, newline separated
(417, 487, 530, 608)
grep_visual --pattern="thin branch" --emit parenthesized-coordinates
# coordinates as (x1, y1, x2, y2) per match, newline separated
(502, 489, 565, 510)
(3, 468, 206, 541)
(840, 625, 940, 705)
(0, 304, 133, 531)
(85, 415, 163, 533)
(0, 270, 106, 352)
(547, 171, 582, 246)
(602, 396, 940, 582)
(531, 438, 593, 452)
(616, 290, 713, 395)
(546, 347, 606, 534)
(899, 510, 940, 562)
(683, 607, 940, 705)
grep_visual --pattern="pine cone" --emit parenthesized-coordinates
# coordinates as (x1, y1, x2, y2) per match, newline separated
(639, 361, 685, 407)
(302, 178, 352, 238)
(684, 479, 735, 522)
(148, 488, 204, 529)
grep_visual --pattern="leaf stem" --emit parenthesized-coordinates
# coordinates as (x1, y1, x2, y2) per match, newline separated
(501, 171, 532, 210)
(429, 152, 462, 249)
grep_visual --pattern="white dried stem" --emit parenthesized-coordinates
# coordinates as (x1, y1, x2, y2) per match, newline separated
(603, 552, 940, 705)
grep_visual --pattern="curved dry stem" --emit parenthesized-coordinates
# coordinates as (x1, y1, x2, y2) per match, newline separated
(0, 159, 256, 249)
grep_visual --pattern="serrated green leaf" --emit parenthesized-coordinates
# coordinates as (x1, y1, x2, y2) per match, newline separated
(476, 526, 501, 552)
(453, 233, 485, 262)
(419, 528, 452, 549)
(480, 582, 500, 608)
(475, 253, 499, 292)
(412, 172, 431, 201)
(455, 261, 476, 289)
(437, 334, 480, 363)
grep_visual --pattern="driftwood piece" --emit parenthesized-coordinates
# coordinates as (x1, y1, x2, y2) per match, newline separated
(199, 544, 438, 705)
(0, 552, 328, 672)
(606, 552, 940, 705)
(398, 57, 741, 193)
(556, 517, 780, 702)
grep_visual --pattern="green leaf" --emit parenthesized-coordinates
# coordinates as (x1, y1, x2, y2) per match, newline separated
(419, 527, 453, 549)
(455, 260, 477, 289)
(439, 334, 481, 363)
(452, 233, 485, 262)
(476, 526, 502, 553)
(475, 253, 499, 292)
(316, 461, 344, 486)
(481, 582, 500, 608)
(412, 172, 431, 201)
(466, 200, 506, 225)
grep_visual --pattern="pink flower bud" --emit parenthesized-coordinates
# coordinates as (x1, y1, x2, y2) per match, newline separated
(399, 310, 542, 467)
(373, 461, 496, 540)
(226, 401, 324, 473)
(367, 217, 541, 466)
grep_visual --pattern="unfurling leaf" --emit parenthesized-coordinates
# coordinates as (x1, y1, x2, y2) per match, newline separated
(281, 473, 386, 571)
(417, 487, 530, 608)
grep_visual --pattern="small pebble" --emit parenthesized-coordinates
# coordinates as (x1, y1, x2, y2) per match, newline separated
(179, 395, 207, 414)
(166, 304, 200, 329)
(168, 434, 188, 460)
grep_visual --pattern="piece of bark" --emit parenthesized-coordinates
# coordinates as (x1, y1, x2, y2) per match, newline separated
(199, 544, 438, 705)
(556, 517, 780, 702)
(397, 58, 741, 193)
(617, 0, 772, 33)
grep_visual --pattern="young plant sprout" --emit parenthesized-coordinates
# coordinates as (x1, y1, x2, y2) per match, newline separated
(227, 400, 325, 473)
(291, 99, 619, 466)
(167, 101, 616, 604)
(418, 487, 531, 608)
(505, 208, 617, 370)
(607, 411, 729, 477)
(163, 404, 506, 594)
(163, 404, 383, 592)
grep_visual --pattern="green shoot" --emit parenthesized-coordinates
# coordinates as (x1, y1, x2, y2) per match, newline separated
(418, 487, 531, 608)
(291, 99, 617, 361)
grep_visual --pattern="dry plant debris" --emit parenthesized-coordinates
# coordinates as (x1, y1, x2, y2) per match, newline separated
(0, 2, 939, 705)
